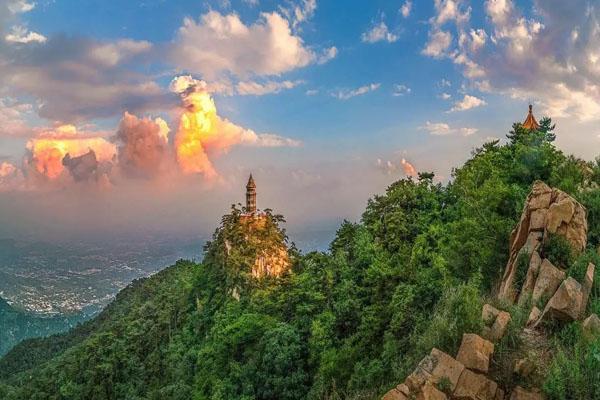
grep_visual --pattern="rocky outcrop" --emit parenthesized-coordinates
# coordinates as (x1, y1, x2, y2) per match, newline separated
(530, 259, 565, 306)
(535, 277, 584, 326)
(583, 314, 600, 338)
(499, 181, 587, 303)
(456, 334, 494, 373)
(481, 305, 511, 342)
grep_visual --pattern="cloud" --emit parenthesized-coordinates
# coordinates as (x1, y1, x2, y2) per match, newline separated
(305, 89, 318, 96)
(376, 158, 417, 177)
(422, 30, 452, 57)
(438, 92, 452, 100)
(0, 98, 34, 136)
(171, 75, 300, 179)
(419, 121, 478, 136)
(317, 46, 337, 64)
(392, 84, 411, 96)
(423, 0, 600, 122)
(449, 94, 486, 111)
(432, 0, 471, 26)
(0, 36, 166, 121)
(361, 21, 398, 43)
(5, 25, 46, 43)
(332, 83, 380, 100)
(114, 112, 172, 179)
(400, 1, 412, 18)
(280, 0, 317, 29)
(172, 11, 315, 78)
(236, 79, 303, 95)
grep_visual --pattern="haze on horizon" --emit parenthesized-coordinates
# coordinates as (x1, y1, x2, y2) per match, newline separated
(0, 0, 599, 246)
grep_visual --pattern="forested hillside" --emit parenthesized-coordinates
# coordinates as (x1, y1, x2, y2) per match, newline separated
(0, 297, 87, 357)
(2, 119, 600, 399)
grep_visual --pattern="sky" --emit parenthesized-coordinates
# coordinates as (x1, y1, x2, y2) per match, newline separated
(0, 0, 599, 245)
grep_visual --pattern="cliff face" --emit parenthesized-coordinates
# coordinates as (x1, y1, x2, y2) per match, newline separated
(382, 182, 597, 400)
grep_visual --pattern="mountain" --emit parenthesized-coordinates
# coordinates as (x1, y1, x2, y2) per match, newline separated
(0, 296, 87, 357)
(2, 121, 600, 399)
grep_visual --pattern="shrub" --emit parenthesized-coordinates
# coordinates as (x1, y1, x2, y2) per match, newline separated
(436, 376, 452, 394)
(542, 234, 574, 270)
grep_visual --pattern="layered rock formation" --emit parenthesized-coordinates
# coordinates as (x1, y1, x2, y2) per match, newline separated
(498, 181, 587, 303)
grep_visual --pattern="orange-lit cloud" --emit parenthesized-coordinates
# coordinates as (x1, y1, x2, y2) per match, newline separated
(26, 125, 116, 180)
(401, 158, 417, 177)
(171, 75, 300, 179)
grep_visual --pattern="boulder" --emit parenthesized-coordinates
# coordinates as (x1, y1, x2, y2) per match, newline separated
(536, 277, 583, 324)
(417, 381, 447, 400)
(456, 334, 494, 373)
(509, 386, 545, 400)
(482, 304, 500, 326)
(526, 306, 541, 327)
(518, 251, 542, 306)
(453, 368, 498, 400)
(495, 388, 505, 400)
(583, 313, 600, 338)
(498, 182, 587, 303)
(488, 311, 511, 342)
(405, 354, 436, 392)
(531, 259, 565, 306)
(581, 263, 595, 316)
(429, 348, 465, 392)
(382, 388, 407, 400)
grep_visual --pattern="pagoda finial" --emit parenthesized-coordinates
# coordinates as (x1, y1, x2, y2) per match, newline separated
(523, 104, 540, 130)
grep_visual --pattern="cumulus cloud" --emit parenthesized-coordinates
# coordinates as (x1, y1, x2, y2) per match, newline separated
(361, 21, 398, 43)
(423, 0, 600, 122)
(438, 92, 452, 100)
(5, 25, 46, 43)
(376, 158, 417, 177)
(422, 30, 452, 58)
(400, 1, 412, 18)
(172, 11, 316, 79)
(419, 121, 478, 136)
(332, 83, 381, 100)
(170, 75, 300, 179)
(449, 94, 486, 111)
(115, 112, 171, 179)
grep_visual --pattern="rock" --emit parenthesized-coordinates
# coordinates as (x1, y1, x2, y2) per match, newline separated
(514, 358, 535, 378)
(429, 348, 465, 392)
(405, 354, 436, 392)
(417, 381, 448, 400)
(582, 313, 600, 338)
(546, 199, 575, 234)
(488, 311, 511, 342)
(581, 263, 595, 316)
(498, 182, 587, 303)
(482, 304, 500, 326)
(397, 384, 410, 396)
(382, 388, 407, 400)
(509, 386, 545, 400)
(526, 306, 541, 327)
(518, 251, 542, 306)
(453, 368, 498, 400)
(531, 259, 565, 306)
(537, 277, 583, 324)
(456, 334, 494, 373)
(495, 388, 505, 400)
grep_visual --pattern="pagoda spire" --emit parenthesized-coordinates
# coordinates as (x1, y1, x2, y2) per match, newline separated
(246, 174, 256, 214)
(522, 104, 540, 130)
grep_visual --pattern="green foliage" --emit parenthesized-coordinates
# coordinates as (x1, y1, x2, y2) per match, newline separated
(514, 252, 531, 295)
(436, 376, 452, 395)
(542, 234, 575, 270)
(4, 115, 600, 399)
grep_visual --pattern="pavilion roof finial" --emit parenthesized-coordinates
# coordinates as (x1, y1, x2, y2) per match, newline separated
(523, 104, 540, 130)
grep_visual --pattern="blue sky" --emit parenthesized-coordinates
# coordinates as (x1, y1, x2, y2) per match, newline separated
(0, 0, 599, 242)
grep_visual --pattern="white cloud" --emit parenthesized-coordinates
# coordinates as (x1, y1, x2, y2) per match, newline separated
(0, 97, 34, 136)
(419, 121, 478, 136)
(392, 84, 411, 96)
(172, 11, 315, 78)
(4, 25, 46, 43)
(236, 80, 303, 95)
(305, 89, 318, 96)
(400, 1, 412, 18)
(361, 21, 398, 43)
(422, 30, 452, 58)
(438, 92, 452, 100)
(279, 0, 317, 29)
(317, 46, 337, 64)
(7, 0, 34, 14)
(333, 83, 381, 100)
(450, 94, 487, 111)
(432, 0, 471, 26)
